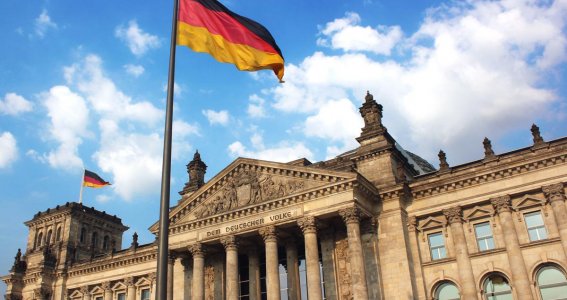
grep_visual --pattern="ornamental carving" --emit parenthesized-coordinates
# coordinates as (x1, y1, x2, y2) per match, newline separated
(101, 281, 111, 291)
(543, 183, 565, 203)
(204, 265, 215, 300)
(194, 171, 306, 218)
(148, 272, 157, 282)
(188, 243, 204, 258)
(407, 216, 417, 231)
(335, 237, 353, 300)
(259, 226, 277, 243)
(339, 207, 361, 225)
(491, 195, 511, 213)
(124, 277, 134, 287)
(79, 286, 90, 295)
(443, 206, 463, 224)
(297, 216, 317, 234)
(220, 235, 238, 251)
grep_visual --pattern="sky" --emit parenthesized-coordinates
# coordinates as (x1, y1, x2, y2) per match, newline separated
(1, 0, 567, 290)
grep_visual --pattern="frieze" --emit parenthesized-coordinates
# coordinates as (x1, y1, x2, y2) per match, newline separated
(197, 207, 302, 241)
(194, 170, 306, 218)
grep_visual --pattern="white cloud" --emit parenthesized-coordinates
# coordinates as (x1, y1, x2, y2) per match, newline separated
(162, 82, 182, 96)
(247, 94, 267, 118)
(40, 86, 89, 170)
(202, 109, 230, 126)
(0, 93, 33, 115)
(93, 119, 163, 201)
(266, 0, 567, 163)
(317, 12, 402, 55)
(124, 64, 145, 77)
(228, 140, 313, 163)
(0, 132, 18, 168)
(65, 54, 163, 125)
(34, 9, 57, 38)
(172, 120, 199, 159)
(115, 20, 160, 56)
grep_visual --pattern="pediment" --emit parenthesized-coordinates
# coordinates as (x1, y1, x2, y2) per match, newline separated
(418, 216, 445, 230)
(135, 277, 152, 287)
(513, 195, 546, 210)
(112, 282, 127, 291)
(90, 286, 104, 295)
(154, 158, 358, 232)
(69, 290, 83, 298)
(464, 206, 494, 221)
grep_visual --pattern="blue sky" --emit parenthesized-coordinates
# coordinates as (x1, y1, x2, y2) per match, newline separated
(1, 0, 567, 288)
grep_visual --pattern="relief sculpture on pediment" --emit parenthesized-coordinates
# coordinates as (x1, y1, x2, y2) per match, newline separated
(195, 170, 306, 218)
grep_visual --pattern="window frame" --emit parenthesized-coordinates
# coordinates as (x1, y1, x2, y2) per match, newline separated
(428, 232, 447, 261)
(474, 221, 495, 252)
(523, 210, 548, 242)
(433, 281, 460, 300)
(535, 265, 567, 300)
(482, 273, 513, 300)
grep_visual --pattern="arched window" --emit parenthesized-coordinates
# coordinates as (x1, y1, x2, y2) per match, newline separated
(102, 235, 110, 251)
(91, 232, 98, 249)
(80, 227, 86, 244)
(56, 227, 62, 241)
(37, 232, 44, 248)
(483, 274, 512, 300)
(46, 229, 52, 245)
(434, 281, 460, 300)
(537, 265, 567, 300)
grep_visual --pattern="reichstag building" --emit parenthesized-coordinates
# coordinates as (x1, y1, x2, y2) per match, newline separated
(3, 92, 567, 300)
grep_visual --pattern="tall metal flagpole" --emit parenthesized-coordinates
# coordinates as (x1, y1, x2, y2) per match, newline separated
(157, 0, 179, 298)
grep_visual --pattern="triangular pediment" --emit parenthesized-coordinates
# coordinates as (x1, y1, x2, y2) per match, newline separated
(151, 158, 358, 232)
(69, 290, 83, 299)
(464, 206, 494, 220)
(418, 216, 445, 230)
(513, 195, 546, 210)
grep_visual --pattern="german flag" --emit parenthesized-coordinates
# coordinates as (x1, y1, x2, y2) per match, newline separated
(177, 0, 284, 82)
(83, 170, 111, 188)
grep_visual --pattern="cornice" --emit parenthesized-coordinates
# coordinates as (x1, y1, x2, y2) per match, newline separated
(167, 180, 356, 235)
(66, 247, 157, 278)
(410, 150, 567, 200)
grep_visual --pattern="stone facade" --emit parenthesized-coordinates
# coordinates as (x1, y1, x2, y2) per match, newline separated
(3, 92, 567, 300)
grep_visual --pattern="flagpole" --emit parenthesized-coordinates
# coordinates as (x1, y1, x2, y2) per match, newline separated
(157, 0, 179, 298)
(79, 168, 85, 204)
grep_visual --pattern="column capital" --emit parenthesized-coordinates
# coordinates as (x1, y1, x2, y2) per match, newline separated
(297, 216, 317, 234)
(543, 183, 565, 203)
(490, 195, 511, 213)
(259, 225, 278, 243)
(443, 206, 463, 224)
(188, 243, 205, 258)
(80, 286, 90, 295)
(168, 252, 177, 264)
(101, 281, 111, 291)
(407, 216, 417, 231)
(124, 276, 135, 287)
(148, 272, 157, 283)
(220, 235, 238, 251)
(339, 206, 361, 225)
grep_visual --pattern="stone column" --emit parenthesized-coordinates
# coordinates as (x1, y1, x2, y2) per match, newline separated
(297, 216, 323, 300)
(102, 282, 112, 300)
(259, 226, 281, 300)
(81, 286, 91, 300)
(285, 237, 301, 300)
(148, 272, 157, 300)
(443, 206, 477, 300)
(407, 216, 427, 300)
(491, 196, 533, 300)
(167, 254, 175, 300)
(339, 207, 369, 299)
(189, 243, 205, 300)
(221, 235, 240, 300)
(125, 277, 135, 300)
(248, 247, 261, 300)
(543, 183, 567, 260)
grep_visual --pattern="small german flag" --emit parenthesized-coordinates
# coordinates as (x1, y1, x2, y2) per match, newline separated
(83, 170, 111, 188)
(177, 0, 284, 82)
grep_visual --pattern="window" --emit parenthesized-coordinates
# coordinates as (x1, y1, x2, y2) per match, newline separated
(140, 289, 150, 300)
(103, 236, 110, 251)
(91, 232, 98, 249)
(116, 293, 126, 300)
(537, 266, 567, 300)
(524, 211, 547, 241)
(428, 232, 447, 260)
(483, 274, 512, 300)
(37, 232, 44, 248)
(474, 222, 495, 251)
(80, 227, 86, 243)
(94, 297, 103, 300)
(434, 282, 460, 300)
(56, 227, 62, 241)
(46, 230, 53, 246)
